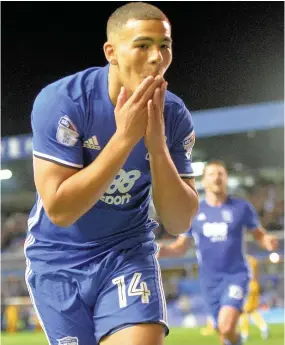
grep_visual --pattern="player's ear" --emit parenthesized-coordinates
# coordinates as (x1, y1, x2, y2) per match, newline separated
(103, 42, 118, 65)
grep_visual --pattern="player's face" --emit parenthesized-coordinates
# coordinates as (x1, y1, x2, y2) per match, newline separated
(111, 19, 172, 92)
(202, 165, 228, 195)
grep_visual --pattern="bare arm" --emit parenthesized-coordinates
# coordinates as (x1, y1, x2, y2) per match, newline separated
(251, 227, 279, 251)
(34, 132, 134, 227)
(150, 153, 199, 235)
(145, 84, 199, 236)
(158, 235, 191, 258)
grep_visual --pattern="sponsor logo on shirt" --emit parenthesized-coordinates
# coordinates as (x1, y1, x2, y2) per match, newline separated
(56, 116, 79, 147)
(197, 213, 206, 221)
(221, 209, 233, 222)
(57, 336, 78, 345)
(83, 136, 101, 150)
(202, 222, 228, 242)
(100, 169, 141, 205)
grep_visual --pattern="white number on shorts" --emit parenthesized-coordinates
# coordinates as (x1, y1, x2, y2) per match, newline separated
(228, 285, 243, 300)
(112, 276, 127, 308)
(112, 273, 151, 308)
(128, 273, 151, 304)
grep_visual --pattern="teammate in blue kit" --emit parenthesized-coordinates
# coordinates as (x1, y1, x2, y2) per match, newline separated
(24, 2, 199, 345)
(158, 160, 278, 345)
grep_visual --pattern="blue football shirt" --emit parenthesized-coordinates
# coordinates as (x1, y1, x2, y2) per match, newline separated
(185, 196, 260, 281)
(27, 64, 195, 271)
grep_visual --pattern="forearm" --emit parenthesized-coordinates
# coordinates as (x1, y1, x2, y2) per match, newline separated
(150, 149, 199, 235)
(251, 226, 278, 252)
(48, 132, 134, 226)
(253, 228, 268, 249)
(256, 234, 268, 250)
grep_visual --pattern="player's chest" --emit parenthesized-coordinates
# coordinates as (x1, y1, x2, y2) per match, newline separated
(82, 106, 172, 173)
(82, 137, 151, 177)
(194, 208, 244, 241)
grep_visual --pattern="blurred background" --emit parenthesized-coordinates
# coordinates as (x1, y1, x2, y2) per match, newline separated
(1, 0, 284, 338)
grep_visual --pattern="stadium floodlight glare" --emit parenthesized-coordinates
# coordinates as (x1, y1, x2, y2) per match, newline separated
(269, 252, 280, 264)
(192, 162, 205, 176)
(0, 169, 13, 180)
(228, 177, 240, 188)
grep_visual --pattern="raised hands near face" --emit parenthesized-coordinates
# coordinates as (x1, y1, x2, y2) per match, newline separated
(145, 80, 168, 155)
(114, 75, 164, 147)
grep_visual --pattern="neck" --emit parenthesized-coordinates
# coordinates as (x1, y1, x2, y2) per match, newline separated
(108, 65, 122, 106)
(108, 65, 134, 106)
(205, 191, 227, 206)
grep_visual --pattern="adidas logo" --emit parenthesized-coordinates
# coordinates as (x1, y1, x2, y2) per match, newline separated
(83, 136, 101, 150)
(197, 213, 206, 221)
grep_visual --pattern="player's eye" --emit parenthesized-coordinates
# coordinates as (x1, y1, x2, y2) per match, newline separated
(161, 44, 170, 49)
(138, 44, 149, 49)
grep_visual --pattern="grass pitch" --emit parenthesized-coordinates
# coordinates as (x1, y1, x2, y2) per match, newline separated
(1, 324, 284, 345)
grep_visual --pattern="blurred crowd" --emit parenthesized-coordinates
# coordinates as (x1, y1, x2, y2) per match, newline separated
(2, 276, 29, 300)
(1, 213, 28, 252)
(247, 182, 284, 231)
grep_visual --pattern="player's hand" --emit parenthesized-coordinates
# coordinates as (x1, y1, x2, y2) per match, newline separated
(262, 234, 279, 251)
(114, 76, 163, 147)
(144, 80, 168, 155)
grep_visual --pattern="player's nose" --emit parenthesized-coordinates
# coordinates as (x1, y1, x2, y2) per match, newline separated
(148, 47, 163, 65)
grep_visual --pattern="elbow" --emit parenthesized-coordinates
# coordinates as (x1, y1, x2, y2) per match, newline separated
(45, 206, 75, 228)
(166, 198, 199, 236)
(166, 226, 189, 236)
(52, 218, 73, 228)
(48, 212, 74, 228)
(166, 222, 192, 236)
(165, 217, 193, 235)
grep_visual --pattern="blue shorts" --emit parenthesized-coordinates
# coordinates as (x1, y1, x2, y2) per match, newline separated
(202, 273, 250, 328)
(25, 245, 168, 345)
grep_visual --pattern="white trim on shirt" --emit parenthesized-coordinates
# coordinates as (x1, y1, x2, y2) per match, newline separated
(33, 150, 83, 168)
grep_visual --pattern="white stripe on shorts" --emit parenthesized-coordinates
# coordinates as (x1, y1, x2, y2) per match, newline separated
(153, 244, 168, 326)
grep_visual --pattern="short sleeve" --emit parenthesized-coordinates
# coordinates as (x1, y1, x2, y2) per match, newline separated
(169, 103, 195, 178)
(32, 88, 84, 168)
(244, 201, 260, 230)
